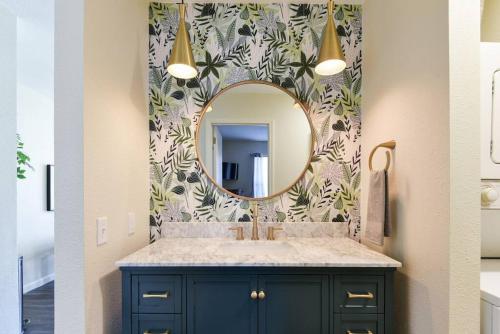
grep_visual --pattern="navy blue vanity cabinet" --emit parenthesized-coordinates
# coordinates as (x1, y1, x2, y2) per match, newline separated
(257, 275, 329, 334)
(132, 314, 183, 334)
(187, 275, 258, 334)
(121, 268, 395, 334)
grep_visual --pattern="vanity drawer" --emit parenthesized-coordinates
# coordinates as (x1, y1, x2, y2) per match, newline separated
(333, 276, 384, 314)
(132, 275, 182, 314)
(132, 314, 183, 334)
(334, 314, 384, 334)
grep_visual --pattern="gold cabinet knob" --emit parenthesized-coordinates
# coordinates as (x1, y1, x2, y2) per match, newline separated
(258, 291, 266, 300)
(250, 290, 258, 300)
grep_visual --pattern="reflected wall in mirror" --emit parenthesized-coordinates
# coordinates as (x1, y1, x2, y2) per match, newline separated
(196, 81, 314, 200)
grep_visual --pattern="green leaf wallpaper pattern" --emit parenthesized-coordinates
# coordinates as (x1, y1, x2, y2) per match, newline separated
(149, 3, 362, 242)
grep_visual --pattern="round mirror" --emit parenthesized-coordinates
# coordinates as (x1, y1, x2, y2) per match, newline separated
(196, 81, 314, 200)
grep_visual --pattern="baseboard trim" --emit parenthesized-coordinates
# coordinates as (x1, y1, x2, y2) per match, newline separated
(23, 273, 54, 293)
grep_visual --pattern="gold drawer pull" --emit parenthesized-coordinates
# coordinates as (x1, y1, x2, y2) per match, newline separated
(347, 331, 373, 334)
(250, 291, 258, 300)
(142, 292, 169, 299)
(143, 331, 170, 334)
(258, 290, 266, 300)
(347, 291, 374, 299)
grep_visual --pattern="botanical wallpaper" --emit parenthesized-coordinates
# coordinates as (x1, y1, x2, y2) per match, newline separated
(149, 3, 362, 241)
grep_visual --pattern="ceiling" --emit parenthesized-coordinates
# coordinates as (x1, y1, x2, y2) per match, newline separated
(217, 124, 269, 142)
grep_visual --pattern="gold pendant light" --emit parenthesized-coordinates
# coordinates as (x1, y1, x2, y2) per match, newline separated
(315, 0, 346, 76)
(167, 3, 198, 79)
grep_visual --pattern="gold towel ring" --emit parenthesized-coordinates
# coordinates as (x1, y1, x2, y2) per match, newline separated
(368, 140, 396, 171)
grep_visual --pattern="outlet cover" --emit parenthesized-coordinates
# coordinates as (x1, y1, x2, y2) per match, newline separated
(128, 212, 136, 236)
(97, 217, 108, 246)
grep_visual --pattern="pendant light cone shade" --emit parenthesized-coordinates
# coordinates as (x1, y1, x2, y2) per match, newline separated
(315, 0, 346, 76)
(167, 4, 198, 79)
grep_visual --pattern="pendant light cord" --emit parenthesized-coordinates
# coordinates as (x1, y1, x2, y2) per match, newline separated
(328, 0, 334, 17)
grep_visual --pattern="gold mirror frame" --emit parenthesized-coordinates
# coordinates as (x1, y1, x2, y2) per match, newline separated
(194, 80, 316, 202)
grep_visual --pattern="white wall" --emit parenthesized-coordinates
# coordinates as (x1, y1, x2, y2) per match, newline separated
(0, 3, 20, 333)
(16, 0, 55, 291)
(55, 0, 149, 332)
(54, 0, 85, 331)
(480, 43, 500, 259)
(362, 0, 480, 333)
(17, 84, 55, 292)
(480, 43, 500, 179)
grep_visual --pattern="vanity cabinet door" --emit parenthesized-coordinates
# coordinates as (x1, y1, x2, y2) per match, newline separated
(257, 275, 328, 334)
(187, 275, 258, 334)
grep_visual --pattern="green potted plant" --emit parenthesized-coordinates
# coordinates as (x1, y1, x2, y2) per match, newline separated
(17, 134, 33, 179)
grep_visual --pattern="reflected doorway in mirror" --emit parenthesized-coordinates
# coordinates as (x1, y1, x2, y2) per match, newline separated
(212, 124, 270, 198)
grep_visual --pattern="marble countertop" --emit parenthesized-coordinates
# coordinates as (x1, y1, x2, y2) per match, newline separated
(116, 237, 402, 268)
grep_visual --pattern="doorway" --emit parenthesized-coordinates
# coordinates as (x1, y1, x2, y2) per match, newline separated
(212, 124, 271, 198)
(2, 0, 56, 333)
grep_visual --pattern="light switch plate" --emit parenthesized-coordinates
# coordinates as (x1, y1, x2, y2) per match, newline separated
(128, 212, 136, 236)
(97, 217, 108, 246)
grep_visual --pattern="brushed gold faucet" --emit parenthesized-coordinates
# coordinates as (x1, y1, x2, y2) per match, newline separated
(251, 202, 259, 240)
(228, 226, 244, 240)
(267, 226, 283, 240)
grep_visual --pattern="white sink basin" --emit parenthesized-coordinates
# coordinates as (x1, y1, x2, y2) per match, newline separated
(218, 240, 296, 256)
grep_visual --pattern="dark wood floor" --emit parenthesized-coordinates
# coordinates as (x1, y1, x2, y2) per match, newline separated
(23, 281, 54, 334)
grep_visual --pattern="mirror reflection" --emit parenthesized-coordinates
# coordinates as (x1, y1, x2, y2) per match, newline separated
(197, 82, 313, 200)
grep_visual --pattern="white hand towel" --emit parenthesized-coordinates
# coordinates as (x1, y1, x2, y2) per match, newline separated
(365, 170, 391, 246)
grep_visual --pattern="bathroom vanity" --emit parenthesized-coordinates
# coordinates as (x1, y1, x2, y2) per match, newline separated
(118, 225, 401, 334)
(132, 6, 393, 332)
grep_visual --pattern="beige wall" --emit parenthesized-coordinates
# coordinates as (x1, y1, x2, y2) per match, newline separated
(83, 0, 149, 332)
(55, 0, 149, 332)
(448, 0, 481, 332)
(362, 0, 480, 333)
(482, 0, 500, 42)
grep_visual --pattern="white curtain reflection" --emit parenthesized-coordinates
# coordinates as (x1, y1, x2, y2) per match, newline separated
(253, 156, 268, 197)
